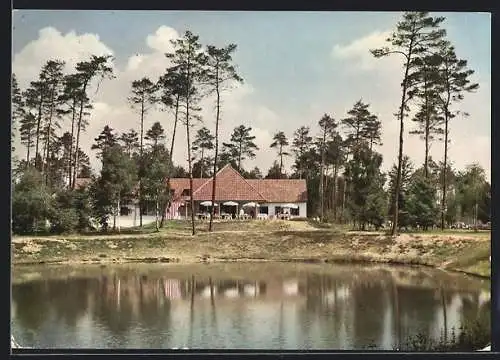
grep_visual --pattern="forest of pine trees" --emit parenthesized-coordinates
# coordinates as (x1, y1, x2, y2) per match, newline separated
(11, 12, 490, 236)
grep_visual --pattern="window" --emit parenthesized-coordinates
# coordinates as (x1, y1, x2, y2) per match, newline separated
(290, 207, 299, 216)
(275, 206, 282, 215)
(259, 206, 269, 214)
(181, 188, 191, 196)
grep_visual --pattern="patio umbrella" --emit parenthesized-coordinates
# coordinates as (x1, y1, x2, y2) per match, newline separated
(282, 203, 299, 209)
(200, 201, 218, 206)
(242, 202, 260, 207)
(223, 201, 238, 206)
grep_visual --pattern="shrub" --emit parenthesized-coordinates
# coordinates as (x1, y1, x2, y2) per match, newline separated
(49, 208, 79, 234)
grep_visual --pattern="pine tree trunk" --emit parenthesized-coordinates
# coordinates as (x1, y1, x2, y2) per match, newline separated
(72, 81, 89, 190)
(43, 87, 57, 185)
(186, 62, 196, 236)
(200, 149, 204, 178)
(35, 92, 44, 171)
(319, 131, 326, 221)
(333, 163, 338, 222)
(391, 47, 413, 236)
(279, 145, 283, 178)
(424, 75, 430, 179)
(117, 197, 121, 233)
(155, 190, 159, 232)
(161, 94, 180, 228)
(113, 202, 117, 231)
(68, 98, 77, 189)
(139, 98, 145, 228)
(209, 69, 221, 232)
(26, 135, 31, 166)
(440, 105, 450, 231)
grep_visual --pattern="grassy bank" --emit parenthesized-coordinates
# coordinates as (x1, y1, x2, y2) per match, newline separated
(11, 220, 491, 277)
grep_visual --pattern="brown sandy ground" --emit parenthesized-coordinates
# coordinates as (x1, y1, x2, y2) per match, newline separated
(11, 220, 491, 278)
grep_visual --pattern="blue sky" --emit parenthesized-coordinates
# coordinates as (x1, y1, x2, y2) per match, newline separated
(11, 11, 491, 178)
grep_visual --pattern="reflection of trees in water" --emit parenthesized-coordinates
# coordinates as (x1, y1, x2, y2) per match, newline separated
(351, 280, 388, 349)
(396, 285, 440, 346)
(89, 273, 173, 344)
(12, 281, 53, 332)
(459, 290, 490, 330)
(48, 278, 92, 327)
(12, 278, 92, 333)
(12, 266, 490, 350)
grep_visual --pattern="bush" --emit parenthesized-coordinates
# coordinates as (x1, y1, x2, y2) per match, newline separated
(49, 208, 79, 234)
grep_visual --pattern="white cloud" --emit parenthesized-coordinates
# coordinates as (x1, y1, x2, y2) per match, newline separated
(146, 25, 179, 53)
(331, 30, 400, 72)
(13, 27, 114, 89)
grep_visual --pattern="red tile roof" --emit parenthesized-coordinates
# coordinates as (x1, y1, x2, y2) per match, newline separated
(169, 165, 307, 203)
(246, 179, 307, 203)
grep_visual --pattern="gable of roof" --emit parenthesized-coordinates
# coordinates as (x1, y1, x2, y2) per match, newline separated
(191, 164, 267, 201)
(169, 178, 206, 200)
(247, 179, 307, 203)
(167, 165, 308, 203)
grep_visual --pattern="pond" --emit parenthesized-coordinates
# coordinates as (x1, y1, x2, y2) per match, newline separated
(11, 262, 490, 350)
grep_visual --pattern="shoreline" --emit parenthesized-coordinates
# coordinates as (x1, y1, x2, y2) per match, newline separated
(11, 221, 491, 278)
(12, 256, 491, 280)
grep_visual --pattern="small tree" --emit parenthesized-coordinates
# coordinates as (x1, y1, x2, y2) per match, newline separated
(406, 175, 439, 230)
(143, 122, 170, 231)
(317, 114, 337, 222)
(222, 125, 259, 172)
(292, 126, 313, 179)
(192, 127, 215, 178)
(270, 131, 290, 178)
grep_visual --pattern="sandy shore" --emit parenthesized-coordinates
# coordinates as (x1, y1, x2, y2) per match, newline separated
(11, 220, 491, 278)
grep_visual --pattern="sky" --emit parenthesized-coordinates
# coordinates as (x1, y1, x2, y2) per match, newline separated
(11, 11, 491, 180)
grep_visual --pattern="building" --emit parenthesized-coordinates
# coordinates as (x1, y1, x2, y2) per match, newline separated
(74, 164, 308, 226)
(166, 164, 308, 220)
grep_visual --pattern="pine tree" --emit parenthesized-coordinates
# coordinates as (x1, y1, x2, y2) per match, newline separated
(371, 11, 446, 235)
(72, 55, 114, 190)
(192, 127, 215, 178)
(317, 114, 337, 222)
(166, 30, 208, 235)
(222, 125, 259, 172)
(19, 112, 37, 167)
(205, 43, 243, 232)
(434, 41, 479, 230)
(11, 73, 25, 154)
(119, 129, 140, 158)
(292, 126, 313, 179)
(270, 131, 290, 178)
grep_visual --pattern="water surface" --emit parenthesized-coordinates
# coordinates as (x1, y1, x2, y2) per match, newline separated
(11, 262, 491, 349)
